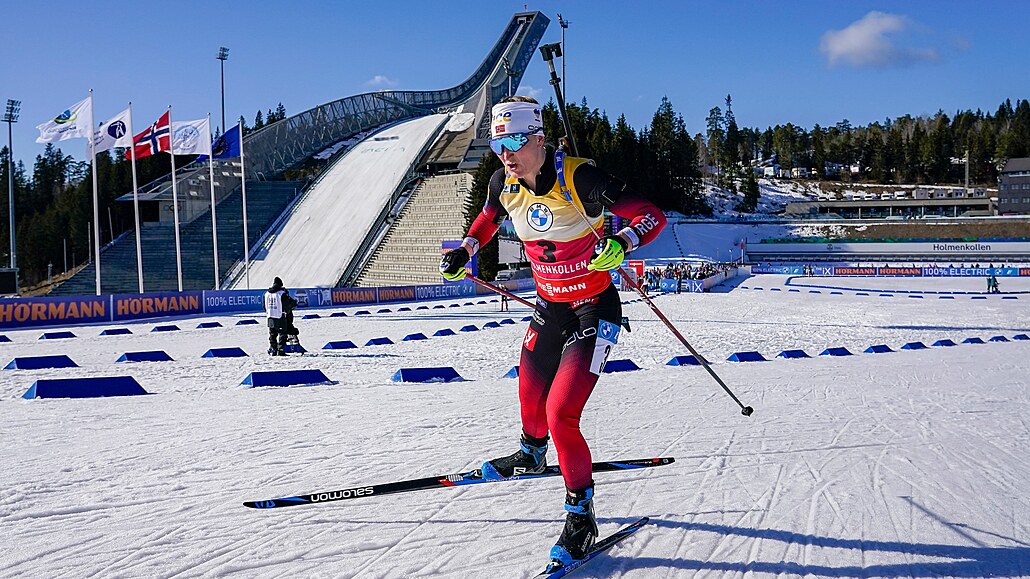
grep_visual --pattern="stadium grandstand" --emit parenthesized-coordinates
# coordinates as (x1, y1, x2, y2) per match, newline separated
(51, 12, 549, 295)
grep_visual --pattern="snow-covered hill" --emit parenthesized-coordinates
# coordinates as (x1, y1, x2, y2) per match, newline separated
(703, 178, 817, 217)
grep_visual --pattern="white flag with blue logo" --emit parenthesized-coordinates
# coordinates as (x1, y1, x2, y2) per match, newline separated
(171, 117, 212, 155)
(36, 97, 92, 143)
(92, 108, 132, 152)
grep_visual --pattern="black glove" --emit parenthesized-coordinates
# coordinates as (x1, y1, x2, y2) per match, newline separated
(440, 247, 471, 281)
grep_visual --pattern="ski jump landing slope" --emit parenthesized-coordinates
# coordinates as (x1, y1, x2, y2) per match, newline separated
(235, 114, 448, 289)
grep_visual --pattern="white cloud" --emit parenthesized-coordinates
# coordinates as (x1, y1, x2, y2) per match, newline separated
(820, 11, 940, 68)
(516, 84, 543, 100)
(365, 75, 398, 88)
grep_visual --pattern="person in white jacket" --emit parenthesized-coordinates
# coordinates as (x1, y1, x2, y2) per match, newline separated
(264, 277, 291, 356)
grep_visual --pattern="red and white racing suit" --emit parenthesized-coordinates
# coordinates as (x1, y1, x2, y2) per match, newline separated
(461, 151, 666, 490)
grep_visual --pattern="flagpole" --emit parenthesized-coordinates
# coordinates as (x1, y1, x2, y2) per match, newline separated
(168, 105, 183, 292)
(127, 102, 144, 293)
(207, 112, 219, 289)
(88, 89, 102, 295)
(238, 120, 250, 290)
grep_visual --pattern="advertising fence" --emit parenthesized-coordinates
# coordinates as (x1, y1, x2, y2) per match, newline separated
(752, 264, 1030, 277)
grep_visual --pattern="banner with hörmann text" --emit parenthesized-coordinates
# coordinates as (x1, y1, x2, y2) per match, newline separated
(112, 292, 204, 321)
(0, 295, 108, 328)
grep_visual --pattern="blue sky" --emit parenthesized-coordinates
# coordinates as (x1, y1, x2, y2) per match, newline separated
(2, 1, 1028, 167)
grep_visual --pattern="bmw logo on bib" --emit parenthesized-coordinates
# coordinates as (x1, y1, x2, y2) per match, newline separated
(528, 203, 553, 232)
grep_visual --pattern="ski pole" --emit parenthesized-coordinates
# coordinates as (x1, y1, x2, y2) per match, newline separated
(467, 274, 536, 309)
(539, 45, 753, 417)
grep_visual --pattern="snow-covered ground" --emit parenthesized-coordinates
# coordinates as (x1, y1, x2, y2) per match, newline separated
(704, 179, 815, 216)
(633, 222, 790, 262)
(2, 276, 1028, 578)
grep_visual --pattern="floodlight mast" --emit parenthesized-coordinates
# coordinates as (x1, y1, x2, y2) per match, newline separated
(217, 47, 229, 133)
(3, 99, 20, 270)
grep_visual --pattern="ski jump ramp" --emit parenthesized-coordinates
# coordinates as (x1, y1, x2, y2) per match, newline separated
(235, 114, 448, 289)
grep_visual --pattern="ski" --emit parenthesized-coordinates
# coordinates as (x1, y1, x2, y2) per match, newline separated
(244, 457, 673, 509)
(536, 517, 650, 577)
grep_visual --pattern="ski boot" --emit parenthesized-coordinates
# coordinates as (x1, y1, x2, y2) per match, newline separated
(481, 434, 548, 480)
(549, 485, 598, 566)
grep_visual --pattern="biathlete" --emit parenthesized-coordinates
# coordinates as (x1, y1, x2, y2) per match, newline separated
(439, 97, 666, 565)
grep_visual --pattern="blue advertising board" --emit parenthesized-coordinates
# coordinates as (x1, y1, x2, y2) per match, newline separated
(415, 282, 476, 301)
(751, 265, 804, 275)
(0, 295, 109, 329)
(112, 291, 204, 322)
(292, 287, 333, 308)
(204, 290, 266, 314)
(377, 286, 417, 303)
(754, 264, 1029, 277)
(331, 287, 378, 306)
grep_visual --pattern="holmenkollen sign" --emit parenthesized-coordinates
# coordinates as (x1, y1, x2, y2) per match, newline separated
(746, 241, 1030, 258)
(931, 243, 993, 251)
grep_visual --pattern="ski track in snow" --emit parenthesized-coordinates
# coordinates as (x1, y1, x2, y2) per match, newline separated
(1, 275, 1028, 578)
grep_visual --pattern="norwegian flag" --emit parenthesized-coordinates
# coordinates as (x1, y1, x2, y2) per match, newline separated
(126, 111, 171, 159)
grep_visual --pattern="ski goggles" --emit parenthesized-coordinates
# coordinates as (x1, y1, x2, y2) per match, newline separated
(488, 132, 540, 155)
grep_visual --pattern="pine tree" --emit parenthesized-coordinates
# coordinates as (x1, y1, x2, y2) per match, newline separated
(736, 166, 760, 212)
(30, 144, 71, 212)
(607, 114, 637, 189)
(0, 148, 29, 265)
(705, 106, 725, 177)
(722, 95, 741, 176)
(254, 110, 264, 131)
(541, 100, 563, 149)
(587, 112, 613, 169)
(646, 97, 707, 215)
(885, 124, 904, 182)
(647, 97, 677, 211)
(812, 125, 827, 179)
